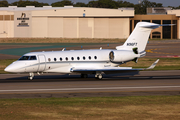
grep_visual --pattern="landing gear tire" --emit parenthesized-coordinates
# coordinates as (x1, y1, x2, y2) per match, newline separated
(28, 76, 33, 80)
(81, 74, 88, 78)
(28, 73, 34, 80)
(95, 74, 102, 79)
(97, 74, 103, 80)
(95, 74, 98, 79)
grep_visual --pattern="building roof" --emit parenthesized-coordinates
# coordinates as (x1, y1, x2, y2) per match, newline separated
(0, 6, 134, 17)
(0, 6, 75, 11)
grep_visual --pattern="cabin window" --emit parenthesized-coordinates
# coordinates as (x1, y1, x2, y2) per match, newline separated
(54, 58, 57, 61)
(83, 56, 85, 60)
(66, 57, 68, 61)
(71, 57, 74, 60)
(89, 56, 91, 60)
(94, 56, 97, 59)
(60, 58, 62, 61)
(48, 58, 51, 62)
(77, 57, 80, 60)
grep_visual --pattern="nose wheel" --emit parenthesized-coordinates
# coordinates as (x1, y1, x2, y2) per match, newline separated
(28, 73, 34, 80)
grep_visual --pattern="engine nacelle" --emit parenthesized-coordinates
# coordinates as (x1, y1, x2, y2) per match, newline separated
(109, 50, 140, 63)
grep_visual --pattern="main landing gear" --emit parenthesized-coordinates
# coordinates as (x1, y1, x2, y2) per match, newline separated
(28, 72, 34, 80)
(81, 74, 103, 79)
(95, 74, 103, 80)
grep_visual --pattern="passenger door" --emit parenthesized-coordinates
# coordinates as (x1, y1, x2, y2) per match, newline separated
(38, 55, 46, 72)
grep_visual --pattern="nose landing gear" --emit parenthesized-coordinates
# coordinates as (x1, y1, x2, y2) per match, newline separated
(28, 72, 34, 80)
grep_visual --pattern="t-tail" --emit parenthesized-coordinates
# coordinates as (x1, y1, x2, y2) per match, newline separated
(116, 22, 173, 57)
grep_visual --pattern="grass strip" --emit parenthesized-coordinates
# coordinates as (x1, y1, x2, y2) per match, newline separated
(0, 59, 16, 74)
(120, 58, 180, 70)
(0, 96, 180, 119)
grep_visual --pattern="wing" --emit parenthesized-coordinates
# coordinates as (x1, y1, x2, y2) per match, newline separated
(71, 59, 159, 74)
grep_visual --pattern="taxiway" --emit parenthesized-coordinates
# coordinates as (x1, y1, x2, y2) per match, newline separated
(0, 70, 180, 98)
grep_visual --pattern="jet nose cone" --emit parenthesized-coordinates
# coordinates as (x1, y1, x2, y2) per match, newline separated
(4, 66, 11, 72)
(4, 65, 14, 73)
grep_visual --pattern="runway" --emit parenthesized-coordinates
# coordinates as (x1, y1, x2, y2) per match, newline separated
(0, 70, 180, 98)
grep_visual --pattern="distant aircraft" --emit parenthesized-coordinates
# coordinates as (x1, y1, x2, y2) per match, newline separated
(5, 22, 172, 80)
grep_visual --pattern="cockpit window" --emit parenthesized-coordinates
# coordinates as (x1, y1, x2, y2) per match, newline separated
(19, 56, 37, 60)
(19, 56, 29, 60)
(30, 56, 37, 60)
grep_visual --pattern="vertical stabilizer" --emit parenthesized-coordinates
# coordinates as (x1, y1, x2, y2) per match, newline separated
(116, 22, 161, 52)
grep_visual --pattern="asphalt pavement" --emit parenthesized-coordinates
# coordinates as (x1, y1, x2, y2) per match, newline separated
(0, 70, 180, 98)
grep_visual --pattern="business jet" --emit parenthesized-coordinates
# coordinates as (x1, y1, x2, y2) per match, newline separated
(4, 22, 171, 80)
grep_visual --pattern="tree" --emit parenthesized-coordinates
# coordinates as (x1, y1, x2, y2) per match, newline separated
(97, 0, 118, 9)
(88, 1, 99, 8)
(134, 4, 144, 14)
(51, 0, 73, 7)
(87, 0, 135, 9)
(10, 0, 49, 7)
(172, 6, 180, 9)
(87, 0, 118, 9)
(74, 2, 87, 7)
(0, 0, 9, 7)
(116, 0, 134, 8)
(135, 0, 163, 14)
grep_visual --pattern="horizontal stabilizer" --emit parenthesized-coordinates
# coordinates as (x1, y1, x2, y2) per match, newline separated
(160, 24, 176, 26)
(140, 24, 175, 29)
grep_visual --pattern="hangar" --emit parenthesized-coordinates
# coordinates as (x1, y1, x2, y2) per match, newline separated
(0, 6, 180, 39)
(0, 6, 133, 39)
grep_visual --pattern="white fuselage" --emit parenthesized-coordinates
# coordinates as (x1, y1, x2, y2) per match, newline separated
(4, 22, 164, 79)
(5, 49, 135, 74)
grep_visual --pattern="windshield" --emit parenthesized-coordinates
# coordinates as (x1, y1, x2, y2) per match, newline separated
(19, 56, 37, 60)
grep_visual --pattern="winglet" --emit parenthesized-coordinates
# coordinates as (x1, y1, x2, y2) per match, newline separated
(146, 59, 159, 70)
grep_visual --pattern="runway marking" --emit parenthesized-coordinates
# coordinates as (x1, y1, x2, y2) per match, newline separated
(0, 86, 180, 92)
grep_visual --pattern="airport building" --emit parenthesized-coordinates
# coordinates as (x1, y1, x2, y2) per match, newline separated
(131, 8, 180, 39)
(0, 6, 180, 39)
